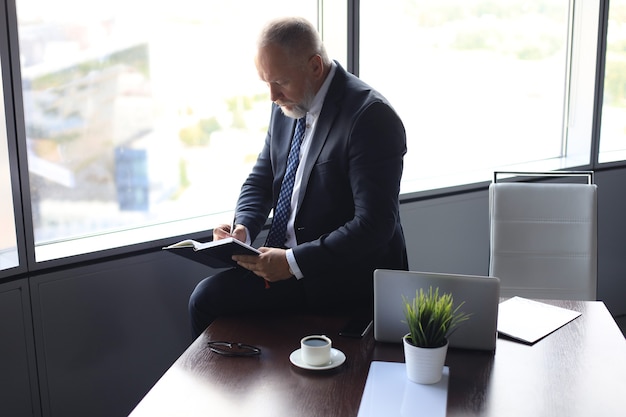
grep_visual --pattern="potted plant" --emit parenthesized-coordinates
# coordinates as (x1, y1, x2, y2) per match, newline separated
(402, 286, 470, 384)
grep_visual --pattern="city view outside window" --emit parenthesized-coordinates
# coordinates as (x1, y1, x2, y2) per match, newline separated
(599, 0, 626, 163)
(359, 0, 573, 191)
(15, 0, 317, 249)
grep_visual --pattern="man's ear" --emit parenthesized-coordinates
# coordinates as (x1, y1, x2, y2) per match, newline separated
(309, 54, 324, 79)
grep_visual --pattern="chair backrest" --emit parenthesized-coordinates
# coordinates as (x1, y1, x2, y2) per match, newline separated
(489, 171, 597, 300)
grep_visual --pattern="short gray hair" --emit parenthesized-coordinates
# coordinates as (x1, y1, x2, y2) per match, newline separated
(257, 17, 330, 66)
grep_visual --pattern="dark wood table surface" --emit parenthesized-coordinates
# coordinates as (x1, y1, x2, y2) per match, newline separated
(129, 300, 626, 417)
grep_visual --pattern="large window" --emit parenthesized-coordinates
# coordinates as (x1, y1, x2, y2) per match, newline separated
(599, 0, 626, 163)
(2, 0, 620, 264)
(15, 0, 324, 260)
(359, 0, 598, 193)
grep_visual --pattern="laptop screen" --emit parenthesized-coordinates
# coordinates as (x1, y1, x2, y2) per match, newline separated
(373, 269, 500, 351)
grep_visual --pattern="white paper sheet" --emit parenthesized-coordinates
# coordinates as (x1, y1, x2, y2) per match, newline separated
(357, 361, 448, 417)
(497, 296, 582, 344)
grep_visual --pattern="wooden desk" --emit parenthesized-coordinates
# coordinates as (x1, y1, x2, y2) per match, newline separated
(129, 301, 626, 417)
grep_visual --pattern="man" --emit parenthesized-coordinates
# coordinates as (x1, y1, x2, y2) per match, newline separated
(189, 17, 407, 338)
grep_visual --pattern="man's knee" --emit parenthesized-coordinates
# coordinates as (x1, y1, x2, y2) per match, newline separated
(188, 275, 222, 338)
(190, 272, 228, 306)
(188, 281, 205, 319)
(188, 270, 241, 325)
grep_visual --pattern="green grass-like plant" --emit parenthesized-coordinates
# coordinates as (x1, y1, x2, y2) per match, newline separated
(402, 287, 471, 348)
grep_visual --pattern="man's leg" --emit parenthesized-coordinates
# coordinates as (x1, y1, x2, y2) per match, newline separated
(188, 267, 306, 339)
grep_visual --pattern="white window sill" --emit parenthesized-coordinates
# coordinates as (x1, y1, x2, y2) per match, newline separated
(401, 155, 590, 195)
(34, 213, 227, 263)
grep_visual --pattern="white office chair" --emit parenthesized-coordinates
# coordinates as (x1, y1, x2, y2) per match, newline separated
(489, 171, 597, 300)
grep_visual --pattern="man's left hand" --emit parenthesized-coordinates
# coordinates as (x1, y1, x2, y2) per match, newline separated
(232, 247, 293, 282)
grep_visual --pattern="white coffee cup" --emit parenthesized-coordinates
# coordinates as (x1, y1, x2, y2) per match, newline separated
(300, 335, 332, 366)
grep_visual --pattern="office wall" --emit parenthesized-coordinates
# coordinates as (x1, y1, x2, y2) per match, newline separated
(27, 253, 212, 417)
(401, 189, 489, 276)
(0, 279, 40, 417)
(1, 167, 624, 417)
(595, 168, 626, 313)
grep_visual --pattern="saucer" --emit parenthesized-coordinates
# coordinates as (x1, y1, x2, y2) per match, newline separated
(289, 348, 346, 370)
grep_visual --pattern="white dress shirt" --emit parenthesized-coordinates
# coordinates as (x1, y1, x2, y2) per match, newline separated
(284, 61, 337, 279)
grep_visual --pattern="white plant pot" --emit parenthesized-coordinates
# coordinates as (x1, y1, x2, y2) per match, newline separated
(402, 334, 448, 384)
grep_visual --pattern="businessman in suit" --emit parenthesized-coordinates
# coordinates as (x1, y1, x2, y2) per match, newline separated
(189, 17, 408, 338)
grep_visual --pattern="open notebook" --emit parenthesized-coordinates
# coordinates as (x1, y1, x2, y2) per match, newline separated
(497, 296, 582, 344)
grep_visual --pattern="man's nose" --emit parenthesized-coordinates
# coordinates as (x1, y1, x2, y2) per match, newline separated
(269, 85, 282, 102)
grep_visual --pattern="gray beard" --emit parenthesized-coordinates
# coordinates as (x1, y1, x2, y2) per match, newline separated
(279, 85, 315, 119)
(280, 105, 307, 119)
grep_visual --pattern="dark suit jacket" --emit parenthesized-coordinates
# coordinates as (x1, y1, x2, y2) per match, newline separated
(235, 62, 408, 313)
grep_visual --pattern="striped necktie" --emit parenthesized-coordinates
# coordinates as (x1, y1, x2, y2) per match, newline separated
(265, 117, 306, 248)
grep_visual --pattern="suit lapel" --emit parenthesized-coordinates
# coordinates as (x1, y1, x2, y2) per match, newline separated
(296, 65, 347, 210)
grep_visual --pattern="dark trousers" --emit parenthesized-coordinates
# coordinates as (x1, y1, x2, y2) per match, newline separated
(188, 267, 307, 339)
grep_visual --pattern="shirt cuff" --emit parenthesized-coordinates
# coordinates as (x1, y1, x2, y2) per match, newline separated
(285, 249, 303, 279)
(241, 225, 251, 245)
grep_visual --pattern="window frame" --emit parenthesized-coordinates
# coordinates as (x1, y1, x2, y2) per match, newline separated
(0, 0, 28, 278)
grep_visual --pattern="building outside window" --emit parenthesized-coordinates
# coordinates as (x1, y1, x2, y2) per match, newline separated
(14, 0, 318, 260)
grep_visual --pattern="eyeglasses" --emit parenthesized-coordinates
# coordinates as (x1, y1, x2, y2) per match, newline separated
(207, 341, 261, 357)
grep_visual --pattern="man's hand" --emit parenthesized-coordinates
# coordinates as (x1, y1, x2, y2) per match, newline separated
(213, 223, 247, 243)
(233, 247, 293, 282)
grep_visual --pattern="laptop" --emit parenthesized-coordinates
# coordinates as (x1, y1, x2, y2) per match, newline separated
(373, 269, 500, 351)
